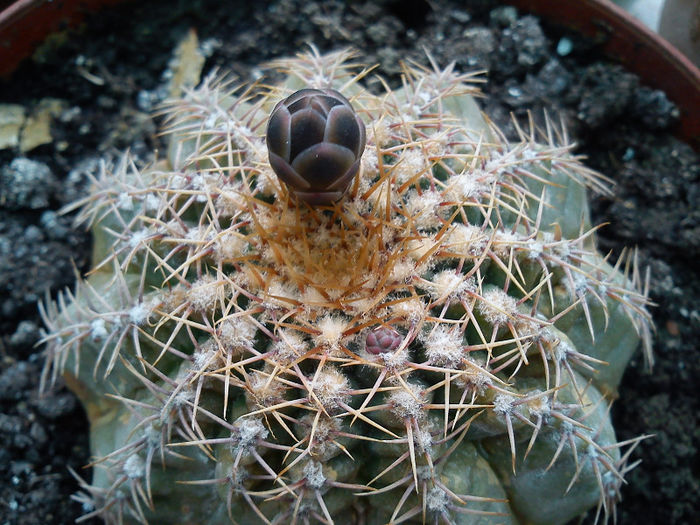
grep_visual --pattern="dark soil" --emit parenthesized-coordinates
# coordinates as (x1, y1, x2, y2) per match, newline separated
(0, 1, 697, 524)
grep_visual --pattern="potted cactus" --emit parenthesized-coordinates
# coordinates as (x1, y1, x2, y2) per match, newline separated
(2, 1, 698, 524)
(41, 47, 653, 524)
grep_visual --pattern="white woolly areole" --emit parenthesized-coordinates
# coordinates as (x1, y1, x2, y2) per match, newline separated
(426, 486, 449, 512)
(310, 367, 349, 410)
(422, 133, 447, 157)
(314, 316, 348, 349)
(302, 460, 326, 489)
(492, 230, 523, 257)
(247, 370, 284, 406)
(162, 219, 186, 239)
(169, 384, 194, 410)
(549, 338, 574, 363)
(391, 296, 428, 325)
(388, 258, 416, 285)
(167, 173, 187, 190)
(389, 382, 425, 420)
(421, 325, 464, 367)
(144, 193, 162, 211)
(347, 296, 377, 316)
(218, 316, 257, 353)
(513, 317, 545, 342)
(123, 454, 144, 479)
(537, 326, 558, 346)
(158, 286, 188, 313)
(395, 148, 427, 184)
(128, 301, 153, 325)
(527, 241, 544, 260)
(263, 279, 298, 309)
(189, 173, 216, 203)
(186, 275, 220, 312)
(426, 270, 475, 302)
(360, 148, 379, 177)
(378, 347, 409, 369)
(233, 417, 268, 448)
(414, 427, 433, 454)
(406, 236, 438, 262)
(213, 231, 247, 262)
(567, 271, 590, 296)
(231, 266, 257, 293)
(127, 228, 151, 249)
(445, 172, 487, 202)
(492, 392, 517, 415)
(456, 356, 491, 392)
(369, 119, 391, 148)
(302, 414, 342, 459)
(300, 286, 328, 308)
(257, 245, 277, 267)
(553, 239, 572, 260)
(90, 318, 108, 340)
(404, 190, 443, 230)
(116, 192, 134, 211)
(271, 329, 308, 364)
(254, 205, 280, 232)
(484, 154, 509, 178)
(143, 424, 161, 449)
(185, 225, 211, 243)
(244, 137, 268, 166)
(445, 223, 487, 257)
(446, 223, 481, 243)
(193, 346, 217, 371)
(560, 420, 575, 437)
(478, 288, 518, 326)
(526, 391, 551, 418)
(254, 167, 278, 197)
(215, 187, 247, 217)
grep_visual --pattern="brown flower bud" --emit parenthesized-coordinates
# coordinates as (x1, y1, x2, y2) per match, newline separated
(266, 88, 366, 205)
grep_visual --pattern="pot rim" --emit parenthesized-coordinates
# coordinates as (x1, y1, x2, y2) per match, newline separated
(507, 0, 700, 149)
(1, 0, 698, 147)
(0, 0, 129, 77)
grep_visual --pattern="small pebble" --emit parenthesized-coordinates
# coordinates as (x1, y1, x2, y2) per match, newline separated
(556, 37, 573, 56)
(0, 158, 56, 210)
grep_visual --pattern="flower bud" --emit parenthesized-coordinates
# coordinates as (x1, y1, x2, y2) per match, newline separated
(266, 88, 366, 205)
(366, 326, 402, 355)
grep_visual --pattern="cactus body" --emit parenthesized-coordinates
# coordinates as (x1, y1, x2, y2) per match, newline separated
(42, 49, 652, 525)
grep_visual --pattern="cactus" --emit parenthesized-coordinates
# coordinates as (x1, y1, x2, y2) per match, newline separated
(41, 48, 653, 525)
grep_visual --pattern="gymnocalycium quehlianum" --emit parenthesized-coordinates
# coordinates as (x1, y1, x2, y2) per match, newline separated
(42, 47, 653, 525)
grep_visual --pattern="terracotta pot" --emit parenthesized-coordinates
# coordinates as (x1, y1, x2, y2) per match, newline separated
(659, 0, 700, 67)
(1, 0, 698, 145)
